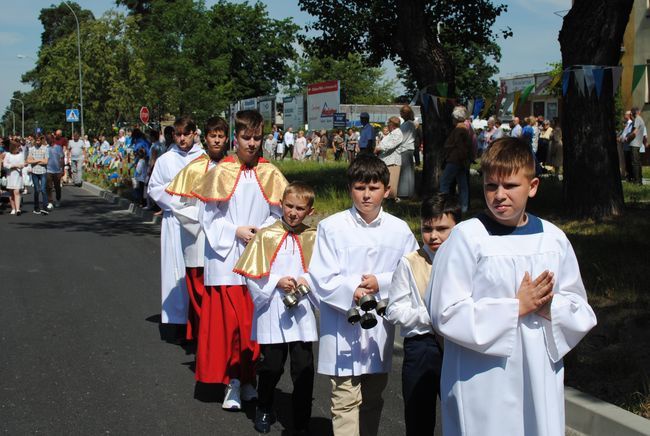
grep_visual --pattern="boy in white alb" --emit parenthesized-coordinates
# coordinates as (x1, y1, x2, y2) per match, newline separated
(147, 116, 205, 340)
(192, 110, 288, 410)
(164, 117, 228, 341)
(385, 194, 460, 436)
(234, 182, 318, 434)
(308, 155, 418, 436)
(427, 137, 597, 436)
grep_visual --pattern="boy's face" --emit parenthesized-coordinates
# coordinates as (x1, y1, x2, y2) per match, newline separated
(174, 126, 195, 151)
(205, 130, 227, 160)
(484, 169, 539, 227)
(236, 127, 263, 166)
(281, 193, 314, 228)
(349, 181, 389, 222)
(421, 214, 456, 253)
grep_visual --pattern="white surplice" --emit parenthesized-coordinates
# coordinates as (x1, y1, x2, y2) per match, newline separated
(147, 143, 205, 324)
(199, 169, 282, 286)
(385, 246, 435, 338)
(308, 208, 418, 376)
(173, 160, 217, 268)
(245, 223, 319, 344)
(427, 214, 597, 436)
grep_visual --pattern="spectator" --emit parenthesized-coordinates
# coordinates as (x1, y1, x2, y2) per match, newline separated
(627, 107, 646, 184)
(318, 129, 329, 162)
(345, 127, 359, 162)
(3, 141, 25, 215)
(133, 148, 148, 207)
(398, 104, 417, 198)
(294, 130, 307, 160)
(46, 134, 65, 209)
(549, 117, 563, 176)
(618, 111, 633, 180)
(263, 134, 277, 160)
(358, 112, 375, 154)
(510, 117, 522, 138)
(440, 106, 472, 212)
(67, 132, 86, 186)
(283, 127, 295, 160)
(26, 135, 49, 215)
(375, 116, 404, 200)
(332, 129, 345, 161)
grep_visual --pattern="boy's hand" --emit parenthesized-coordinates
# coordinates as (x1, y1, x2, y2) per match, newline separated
(353, 287, 369, 304)
(277, 276, 297, 293)
(296, 277, 309, 288)
(359, 274, 379, 293)
(516, 271, 554, 317)
(236, 226, 258, 245)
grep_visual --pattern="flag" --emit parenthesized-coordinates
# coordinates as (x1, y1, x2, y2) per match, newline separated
(520, 84, 535, 103)
(513, 91, 522, 114)
(421, 93, 430, 112)
(574, 69, 586, 96)
(436, 83, 448, 98)
(472, 98, 485, 118)
(611, 66, 623, 96)
(480, 98, 493, 119)
(562, 71, 571, 96)
(431, 96, 439, 116)
(593, 67, 605, 98)
(632, 64, 646, 92)
(583, 66, 596, 95)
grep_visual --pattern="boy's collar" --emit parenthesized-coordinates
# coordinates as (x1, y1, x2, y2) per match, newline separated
(422, 244, 435, 262)
(350, 206, 383, 227)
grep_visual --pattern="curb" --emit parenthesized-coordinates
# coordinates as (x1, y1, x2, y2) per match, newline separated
(565, 386, 650, 436)
(82, 181, 162, 225)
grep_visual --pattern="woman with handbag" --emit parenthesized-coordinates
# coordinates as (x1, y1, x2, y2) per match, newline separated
(3, 141, 26, 215)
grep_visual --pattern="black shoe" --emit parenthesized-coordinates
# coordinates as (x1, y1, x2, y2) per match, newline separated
(40, 209, 49, 216)
(254, 408, 276, 433)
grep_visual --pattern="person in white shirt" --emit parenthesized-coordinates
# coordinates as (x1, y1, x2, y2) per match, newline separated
(67, 132, 86, 186)
(374, 117, 403, 200)
(308, 155, 418, 436)
(385, 194, 460, 436)
(282, 127, 295, 160)
(147, 117, 205, 341)
(427, 137, 596, 436)
(234, 182, 318, 434)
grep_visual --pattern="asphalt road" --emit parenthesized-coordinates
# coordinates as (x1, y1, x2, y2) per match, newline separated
(0, 186, 440, 435)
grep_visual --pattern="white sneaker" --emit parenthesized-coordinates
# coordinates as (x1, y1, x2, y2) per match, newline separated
(10, 209, 16, 215)
(241, 383, 258, 401)
(47, 203, 54, 210)
(222, 378, 241, 410)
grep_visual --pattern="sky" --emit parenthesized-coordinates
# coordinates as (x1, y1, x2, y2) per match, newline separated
(0, 0, 572, 122)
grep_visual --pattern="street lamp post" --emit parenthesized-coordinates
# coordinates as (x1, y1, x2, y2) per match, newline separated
(63, 1, 84, 138)
(7, 110, 16, 136)
(10, 98, 24, 138)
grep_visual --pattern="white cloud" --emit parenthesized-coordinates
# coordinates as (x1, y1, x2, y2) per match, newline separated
(0, 32, 22, 46)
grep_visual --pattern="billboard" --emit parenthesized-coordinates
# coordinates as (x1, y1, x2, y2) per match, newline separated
(283, 95, 305, 131)
(307, 80, 340, 131)
(241, 98, 257, 110)
(258, 98, 275, 133)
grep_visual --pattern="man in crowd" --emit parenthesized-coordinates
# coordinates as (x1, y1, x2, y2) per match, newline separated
(358, 112, 375, 154)
(627, 107, 646, 184)
(67, 132, 86, 186)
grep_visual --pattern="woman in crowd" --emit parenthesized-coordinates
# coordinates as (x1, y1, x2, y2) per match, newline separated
(398, 104, 416, 198)
(345, 127, 359, 162)
(263, 134, 277, 160)
(3, 141, 25, 215)
(549, 117, 563, 175)
(375, 116, 404, 201)
(293, 130, 307, 160)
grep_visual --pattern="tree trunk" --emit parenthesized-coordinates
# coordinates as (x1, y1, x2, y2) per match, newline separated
(395, 0, 454, 195)
(558, 0, 632, 219)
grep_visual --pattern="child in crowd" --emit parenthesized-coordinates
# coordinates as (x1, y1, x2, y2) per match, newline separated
(165, 117, 228, 341)
(385, 193, 461, 436)
(427, 137, 597, 436)
(234, 182, 318, 434)
(308, 154, 418, 436)
(192, 110, 288, 410)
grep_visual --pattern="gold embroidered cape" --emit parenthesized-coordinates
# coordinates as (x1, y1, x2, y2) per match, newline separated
(233, 220, 316, 279)
(404, 248, 433, 300)
(191, 155, 288, 205)
(164, 154, 211, 197)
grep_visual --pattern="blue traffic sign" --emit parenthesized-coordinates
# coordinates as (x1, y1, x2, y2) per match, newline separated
(66, 109, 80, 123)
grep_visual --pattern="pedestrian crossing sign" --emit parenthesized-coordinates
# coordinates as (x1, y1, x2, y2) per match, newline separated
(66, 109, 80, 123)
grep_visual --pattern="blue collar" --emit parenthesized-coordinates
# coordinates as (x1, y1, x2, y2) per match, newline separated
(477, 212, 543, 235)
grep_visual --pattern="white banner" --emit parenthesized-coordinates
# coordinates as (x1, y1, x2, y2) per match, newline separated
(241, 98, 257, 110)
(283, 95, 305, 131)
(258, 98, 275, 132)
(307, 80, 340, 131)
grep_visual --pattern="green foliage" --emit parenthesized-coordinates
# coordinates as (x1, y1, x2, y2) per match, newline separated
(287, 53, 395, 104)
(38, 2, 95, 47)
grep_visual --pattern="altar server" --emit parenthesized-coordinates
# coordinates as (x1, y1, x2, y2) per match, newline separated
(147, 116, 205, 339)
(308, 155, 418, 436)
(385, 194, 460, 436)
(234, 182, 318, 434)
(193, 110, 288, 410)
(164, 117, 228, 341)
(427, 137, 597, 436)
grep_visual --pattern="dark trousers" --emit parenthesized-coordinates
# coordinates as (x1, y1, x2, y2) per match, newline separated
(46, 172, 62, 202)
(631, 147, 643, 184)
(402, 334, 443, 436)
(257, 341, 314, 430)
(31, 173, 48, 211)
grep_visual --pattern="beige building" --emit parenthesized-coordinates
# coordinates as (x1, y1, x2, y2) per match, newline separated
(621, 1, 650, 117)
(499, 72, 560, 121)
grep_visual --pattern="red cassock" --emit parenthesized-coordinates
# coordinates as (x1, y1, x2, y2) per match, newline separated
(195, 284, 259, 384)
(184, 267, 205, 341)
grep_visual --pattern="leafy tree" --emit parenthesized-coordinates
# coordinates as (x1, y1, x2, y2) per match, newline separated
(298, 0, 509, 193)
(288, 53, 395, 104)
(558, 0, 633, 219)
(39, 2, 95, 47)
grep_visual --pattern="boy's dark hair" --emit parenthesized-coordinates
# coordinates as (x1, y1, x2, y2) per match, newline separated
(481, 137, 535, 180)
(163, 126, 175, 144)
(174, 116, 197, 134)
(234, 110, 263, 134)
(421, 193, 461, 224)
(283, 181, 316, 208)
(346, 154, 390, 187)
(205, 116, 229, 135)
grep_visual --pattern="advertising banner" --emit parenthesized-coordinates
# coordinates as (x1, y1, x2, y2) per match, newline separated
(283, 95, 305, 131)
(241, 98, 257, 110)
(258, 98, 275, 132)
(307, 80, 340, 131)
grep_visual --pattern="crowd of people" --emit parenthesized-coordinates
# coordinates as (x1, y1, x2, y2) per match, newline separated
(143, 108, 596, 436)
